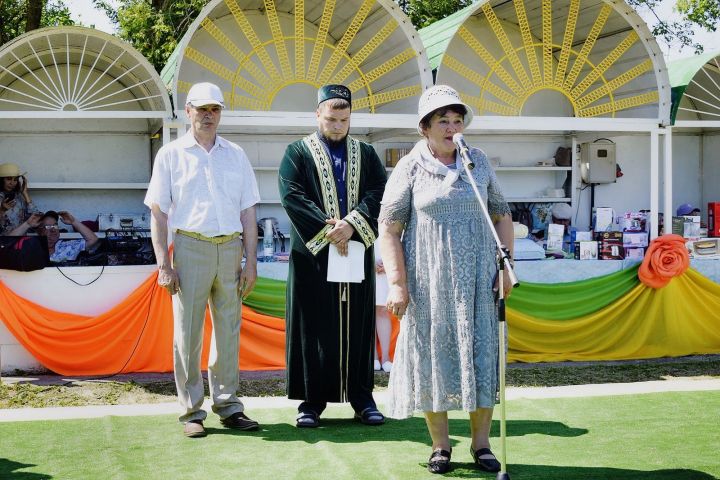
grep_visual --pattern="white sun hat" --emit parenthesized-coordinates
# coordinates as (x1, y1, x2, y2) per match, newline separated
(186, 82, 225, 108)
(417, 85, 474, 134)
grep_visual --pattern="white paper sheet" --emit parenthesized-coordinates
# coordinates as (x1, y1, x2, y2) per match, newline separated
(327, 240, 365, 283)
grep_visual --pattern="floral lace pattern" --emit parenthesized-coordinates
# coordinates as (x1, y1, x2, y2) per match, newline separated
(0, 193, 35, 235)
(379, 143, 511, 418)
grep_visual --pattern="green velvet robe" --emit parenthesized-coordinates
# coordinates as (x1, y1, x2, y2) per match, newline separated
(279, 132, 387, 403)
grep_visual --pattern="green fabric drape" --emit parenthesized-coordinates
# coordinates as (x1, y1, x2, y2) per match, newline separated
(247, 266, 642, 321)
(506, 266, 640, 320)
(243, 276, 286, 318)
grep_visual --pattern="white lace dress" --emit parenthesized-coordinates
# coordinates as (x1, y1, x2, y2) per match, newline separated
(379, 140, 510, 418)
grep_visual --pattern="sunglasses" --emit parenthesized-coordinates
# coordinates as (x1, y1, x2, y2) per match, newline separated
(43, 225, 59, 231)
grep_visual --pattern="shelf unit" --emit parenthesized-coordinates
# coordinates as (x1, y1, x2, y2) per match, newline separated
(30, 183, 150, 190)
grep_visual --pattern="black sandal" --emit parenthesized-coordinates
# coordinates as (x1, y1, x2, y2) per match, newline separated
(471, 446, 501, 472)
(354, 407, 385, 425)
(295, 410, 320, 428)
(427, 449, 451, 474)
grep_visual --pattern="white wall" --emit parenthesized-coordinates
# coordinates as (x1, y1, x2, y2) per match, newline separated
(702, 134, 720, 209)
(0, 128, 153, 224)
(670, 134, 702, 215)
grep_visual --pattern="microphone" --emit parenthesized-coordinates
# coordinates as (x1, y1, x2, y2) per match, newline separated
(452, 133, 474, 170)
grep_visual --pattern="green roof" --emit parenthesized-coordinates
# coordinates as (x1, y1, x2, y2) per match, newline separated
(419, 2, 479, 71)
(668, 50, 720, 88)
(160, 47, 180, 89)
(667, 50, 720, 123)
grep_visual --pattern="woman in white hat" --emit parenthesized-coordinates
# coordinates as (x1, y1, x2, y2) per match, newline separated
(378, 85, 514, 474)
(0, 163, 36, 234)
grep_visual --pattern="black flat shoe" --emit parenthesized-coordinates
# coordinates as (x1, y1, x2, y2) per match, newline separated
(296, 410, 320, 428)
(353, 407, 385, 425)
(471, 446, 501, 472)
(427, 449, 451, 474)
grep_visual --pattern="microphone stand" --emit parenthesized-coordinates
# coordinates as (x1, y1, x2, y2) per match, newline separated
(458, 143, 519, 480)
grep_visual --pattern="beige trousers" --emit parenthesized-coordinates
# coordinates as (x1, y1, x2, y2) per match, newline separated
(172, 233, 244, 423)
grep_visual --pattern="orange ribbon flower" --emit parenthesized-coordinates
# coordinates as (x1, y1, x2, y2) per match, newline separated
(638, 234, 690, 289)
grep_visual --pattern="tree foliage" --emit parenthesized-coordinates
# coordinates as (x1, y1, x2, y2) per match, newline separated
(401, 0, 474, 29)
(626, 0, 709, 53)
(93, 0, 209, 73)
(675, 0, 720, 33)
(0, 0, 74, 45)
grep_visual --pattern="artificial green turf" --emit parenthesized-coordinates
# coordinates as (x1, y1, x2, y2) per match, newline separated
(1, 391, 718, 480)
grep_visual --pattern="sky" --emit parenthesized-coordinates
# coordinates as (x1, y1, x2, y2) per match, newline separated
(63, 0, 720, 62)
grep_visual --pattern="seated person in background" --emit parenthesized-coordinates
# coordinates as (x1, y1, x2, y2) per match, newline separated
(10, 210, 99, 263)
(0, 163, 37, 234)
(677, 203, 701, 217)
(551, 203, 572, 233)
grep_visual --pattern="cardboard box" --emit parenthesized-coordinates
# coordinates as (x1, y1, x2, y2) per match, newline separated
(621, 211, 647, 232)
(598, 231, 624, 260)
(385, 148, 410, 167)
(625, 247, 645, 259)
(546, 224, 565, 252)
(623, 232, 648, 248)
(671, 216, 685, 236)
(709, 202, 720, 237)
(98, 213, 150, 231)
(691, 239, 719, 257)
(594, 207, 615, 232)
(574, 241, 598, 260)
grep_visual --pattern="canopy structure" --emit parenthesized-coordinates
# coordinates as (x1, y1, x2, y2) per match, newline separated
(0, 26, 172, 127)
(0, 27, 173, 229)
(421, 0, 670, 123)
(667, 51, 720, 232)
(162, 0, 432, 119)
(669, 50, 720, 126)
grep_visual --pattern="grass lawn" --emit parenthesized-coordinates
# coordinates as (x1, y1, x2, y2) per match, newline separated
(1, 390, 718, 480)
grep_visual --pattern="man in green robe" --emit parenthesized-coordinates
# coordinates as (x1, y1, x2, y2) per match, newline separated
(279, 85, 387, 428)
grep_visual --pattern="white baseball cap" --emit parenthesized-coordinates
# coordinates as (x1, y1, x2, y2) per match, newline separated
(417, 85, 474, 134)
(186, 82, 225, 108)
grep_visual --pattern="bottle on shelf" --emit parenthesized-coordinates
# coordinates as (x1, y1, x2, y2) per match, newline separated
(263, 218, 275, 262)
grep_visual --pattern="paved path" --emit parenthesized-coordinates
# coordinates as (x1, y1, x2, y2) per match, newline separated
(2, 378, 718, 423)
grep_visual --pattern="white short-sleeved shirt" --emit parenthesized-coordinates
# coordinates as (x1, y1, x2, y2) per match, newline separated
(144, 131, 260, 237)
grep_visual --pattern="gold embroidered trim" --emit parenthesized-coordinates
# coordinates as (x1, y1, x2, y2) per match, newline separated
(303, 132, 340, 219)
(346, 137, 361, 210)
(305, 224, 332, 255)
(345, 210, 375, 248)
(302, 133, 363, 216)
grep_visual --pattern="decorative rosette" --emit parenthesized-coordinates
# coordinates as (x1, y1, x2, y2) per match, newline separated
(638, 234, 690, 288)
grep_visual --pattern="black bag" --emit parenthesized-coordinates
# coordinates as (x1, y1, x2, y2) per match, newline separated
(0, 236, 49, 271)
(554, 147, 572, 167)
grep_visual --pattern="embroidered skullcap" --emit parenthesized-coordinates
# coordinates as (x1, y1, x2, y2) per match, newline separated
(317, 84, 351, 106)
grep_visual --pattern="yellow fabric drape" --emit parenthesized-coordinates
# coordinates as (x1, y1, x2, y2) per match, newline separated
(508, 269, 720, 362)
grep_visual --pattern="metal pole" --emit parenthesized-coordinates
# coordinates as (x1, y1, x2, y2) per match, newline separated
(457, 147, 518, 480)
(663, 128, 673, 234)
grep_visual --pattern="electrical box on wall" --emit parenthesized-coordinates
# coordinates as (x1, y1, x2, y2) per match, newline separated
(580, 141, 616, 184)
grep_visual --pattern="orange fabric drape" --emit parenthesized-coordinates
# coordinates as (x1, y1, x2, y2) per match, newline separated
(0, 272, 285, 375)
(375, 313, 400, 361)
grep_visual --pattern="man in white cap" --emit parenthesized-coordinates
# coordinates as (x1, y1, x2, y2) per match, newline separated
(145, 82, 260, 438)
